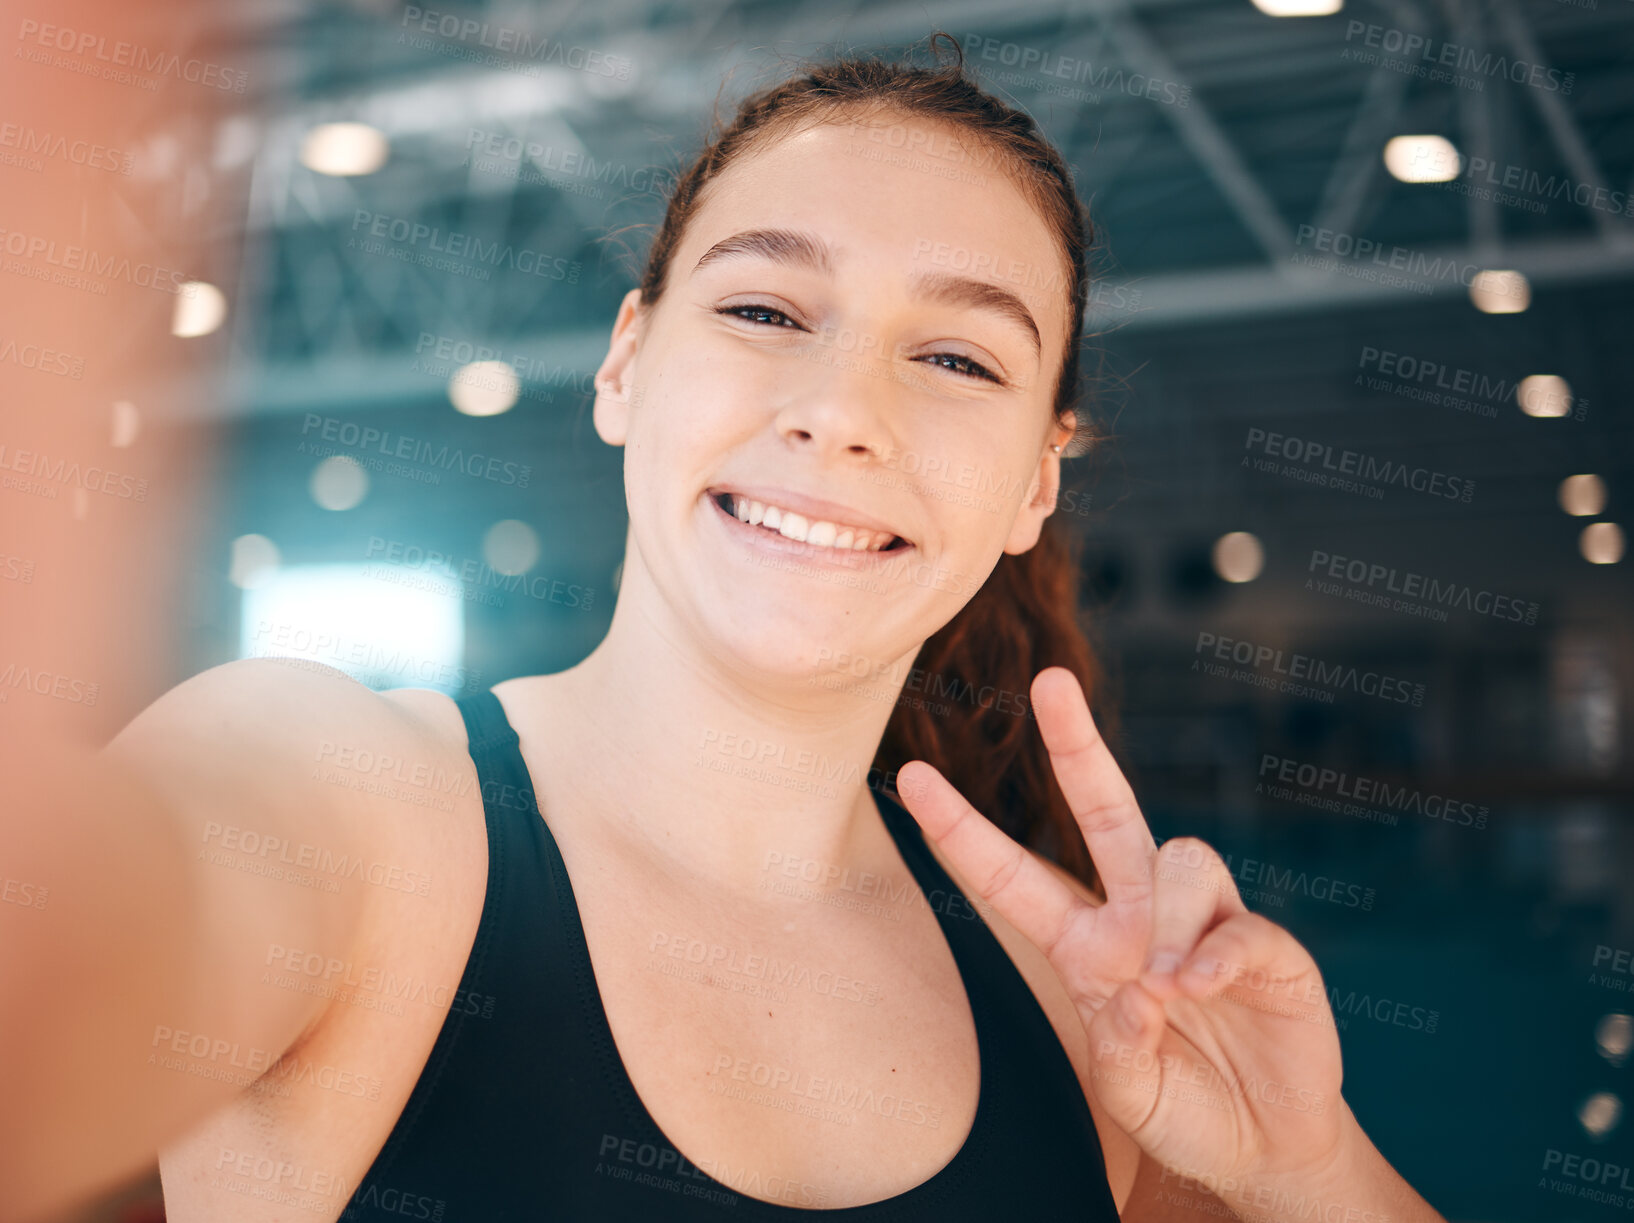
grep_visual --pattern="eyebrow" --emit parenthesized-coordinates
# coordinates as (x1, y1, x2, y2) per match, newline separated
(692, 227, 1042, 358)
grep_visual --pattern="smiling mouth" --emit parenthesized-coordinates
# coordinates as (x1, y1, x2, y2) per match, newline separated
(710, 492, 910, 553)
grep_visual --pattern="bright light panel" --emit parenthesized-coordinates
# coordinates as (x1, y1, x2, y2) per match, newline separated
(1213, 531, 1265, 583)
(1559, 474, 1607, 517)
(1383, 135, 1461, 183)
(1470, 269, 1531, 314)
(300, 122, 390, 176)
(239, 563, 467, 694)
(1518, 375, 1572, 418)
(1251, 0, 1343, 14)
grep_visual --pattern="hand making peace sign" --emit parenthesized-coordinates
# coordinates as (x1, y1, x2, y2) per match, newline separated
(896, 667, 1346, 1190)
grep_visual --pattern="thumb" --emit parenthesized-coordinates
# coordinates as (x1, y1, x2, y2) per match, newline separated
(1084, 980, 1166, 1137)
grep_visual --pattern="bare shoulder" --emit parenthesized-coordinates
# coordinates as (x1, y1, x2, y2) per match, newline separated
(109, 656, 449, 768)
(920, 835, 1141, 1211)
(378, 682, 471, 746)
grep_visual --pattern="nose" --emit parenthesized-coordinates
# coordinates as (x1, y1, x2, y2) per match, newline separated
(772, 346, 896, 462)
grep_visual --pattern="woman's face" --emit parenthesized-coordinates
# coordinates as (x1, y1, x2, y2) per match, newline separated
(594, 112, 1074, 685)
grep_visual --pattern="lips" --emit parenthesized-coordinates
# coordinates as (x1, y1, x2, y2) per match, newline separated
(704, 489, 915, 567)
(707, 485, 911, 551)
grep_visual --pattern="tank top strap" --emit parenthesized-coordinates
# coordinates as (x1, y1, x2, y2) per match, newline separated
(456, 689, 523, 761)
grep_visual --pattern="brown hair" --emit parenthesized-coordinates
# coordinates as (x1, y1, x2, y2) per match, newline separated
(632, 34, 1109, 896)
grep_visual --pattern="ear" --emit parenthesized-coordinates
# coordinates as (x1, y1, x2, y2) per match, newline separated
(1002, 412, 1076, 556)
(591, 288, 646, 447)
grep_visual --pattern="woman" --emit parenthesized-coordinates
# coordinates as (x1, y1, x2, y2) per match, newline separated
(4, 37, 1445, 1222)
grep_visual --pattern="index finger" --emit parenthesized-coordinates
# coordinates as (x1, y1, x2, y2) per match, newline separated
(895, 760, 1090, 961)
(1031, 667, 1156, 908)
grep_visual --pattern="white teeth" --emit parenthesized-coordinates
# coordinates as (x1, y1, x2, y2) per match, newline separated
(724, 494, 899, 553)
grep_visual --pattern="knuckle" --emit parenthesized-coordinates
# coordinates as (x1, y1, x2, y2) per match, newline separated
(1074, 797, 1131, 837)
(979, 847, 1025, 899)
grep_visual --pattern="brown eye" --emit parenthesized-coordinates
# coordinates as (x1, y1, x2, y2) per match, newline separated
(716, 304, 801, 328)
(918, 352, 1002, 384)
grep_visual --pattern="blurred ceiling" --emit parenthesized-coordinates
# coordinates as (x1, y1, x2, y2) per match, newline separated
(164, 0, 1632, 651)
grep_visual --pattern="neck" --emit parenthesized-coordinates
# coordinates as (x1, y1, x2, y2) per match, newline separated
(543, 572, 923, 900)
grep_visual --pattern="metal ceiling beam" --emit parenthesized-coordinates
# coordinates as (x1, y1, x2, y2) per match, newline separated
(1449, 0, 1502, 257)
(1094, 0, 1296, 263)
(1311, 0, 1419, 238)
(1489, 0, 1628, 240)
(1086, 233, 1634, 331)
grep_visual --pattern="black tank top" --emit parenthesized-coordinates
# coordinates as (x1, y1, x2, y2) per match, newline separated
(339, 690, 1121, 1220)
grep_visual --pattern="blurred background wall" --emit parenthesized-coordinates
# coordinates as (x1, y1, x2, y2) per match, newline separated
(6, 0, 1632, 1218)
